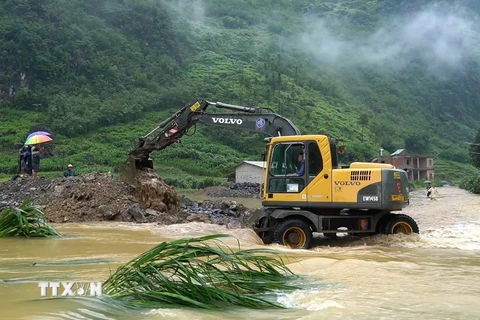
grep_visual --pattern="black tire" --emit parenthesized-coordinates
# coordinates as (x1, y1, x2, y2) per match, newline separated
(273, 219, 313, 249)
(376, 213, 394, 235)
(384, 214, 419, 235)
(255, 218, 274, 244)
(259, 231, 274, 245)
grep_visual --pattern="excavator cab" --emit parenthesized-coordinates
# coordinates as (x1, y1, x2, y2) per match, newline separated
(261, 135, 334, 204)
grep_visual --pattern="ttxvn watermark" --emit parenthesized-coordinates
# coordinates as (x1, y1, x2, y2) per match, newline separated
(38, 282, 103, 297)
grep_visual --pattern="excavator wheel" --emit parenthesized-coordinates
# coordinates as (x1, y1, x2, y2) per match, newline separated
(383, 214, 419, 235)
(273, 219, 313, 249)
(258, 231, 274, 245)
(375, 213, 395, 235)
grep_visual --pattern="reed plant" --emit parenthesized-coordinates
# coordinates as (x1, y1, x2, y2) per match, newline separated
(0, 199, 61, 237)
(103, 234, 299, 310)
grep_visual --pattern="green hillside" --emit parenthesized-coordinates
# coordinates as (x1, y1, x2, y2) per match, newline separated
(1, 0, 479, 184)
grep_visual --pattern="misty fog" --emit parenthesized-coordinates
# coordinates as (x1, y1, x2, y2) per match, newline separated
(165, 1, 479, 74)
(290, 5, 480, 72)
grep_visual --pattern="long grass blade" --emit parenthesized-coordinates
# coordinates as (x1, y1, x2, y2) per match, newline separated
(103, 234, 299, 310)
(0, 199, 61, 237)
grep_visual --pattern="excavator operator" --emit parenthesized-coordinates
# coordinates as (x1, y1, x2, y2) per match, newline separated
(296, 152, 305, 176)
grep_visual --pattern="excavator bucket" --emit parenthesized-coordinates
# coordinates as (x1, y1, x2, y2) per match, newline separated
(119, 156, 138, 186)
(119, 155, 153, 185)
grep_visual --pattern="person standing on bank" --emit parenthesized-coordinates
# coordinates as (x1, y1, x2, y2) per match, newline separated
(31, 144, 43, 179)
(63, 164, 77, 177)
(18, 146, 28, 174)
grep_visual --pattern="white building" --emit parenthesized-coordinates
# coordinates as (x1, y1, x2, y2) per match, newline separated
(234, 161, 266, 184)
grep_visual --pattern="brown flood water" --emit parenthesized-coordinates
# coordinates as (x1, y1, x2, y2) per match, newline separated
(0, 187, 479, 320)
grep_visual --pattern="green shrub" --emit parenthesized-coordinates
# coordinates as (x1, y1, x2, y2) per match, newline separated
(163, 177, 186, 188)
(459, 173, 480, 194)
(203, 177, 216, 188)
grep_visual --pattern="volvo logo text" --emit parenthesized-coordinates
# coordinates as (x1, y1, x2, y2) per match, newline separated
(212, 118, 243, 125)
(334, 181, 361, 186)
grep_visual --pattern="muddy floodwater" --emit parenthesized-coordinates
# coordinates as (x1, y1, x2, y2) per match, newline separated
(1, 187, 479, 320)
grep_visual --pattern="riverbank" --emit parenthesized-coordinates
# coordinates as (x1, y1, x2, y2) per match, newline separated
(1, 171, 478, 238)
(0, 171, 259, 229)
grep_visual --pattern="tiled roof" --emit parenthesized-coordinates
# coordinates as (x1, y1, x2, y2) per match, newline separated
(236, 161, 266, 168)
(391, 149, 405, 156)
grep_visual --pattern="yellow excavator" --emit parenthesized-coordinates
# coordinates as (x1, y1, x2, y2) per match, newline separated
(121, 99, 418, 249)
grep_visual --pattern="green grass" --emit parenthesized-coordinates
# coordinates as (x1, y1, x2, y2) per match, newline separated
(0, 199, 61, 237)
(433, 160, 478, 184)
(103, 234, 299, 310)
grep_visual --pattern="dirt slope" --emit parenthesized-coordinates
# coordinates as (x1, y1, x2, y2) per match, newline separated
(0, 170, 255, 228)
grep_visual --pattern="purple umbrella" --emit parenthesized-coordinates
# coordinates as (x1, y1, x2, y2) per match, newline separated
(26, 131, 51, 140)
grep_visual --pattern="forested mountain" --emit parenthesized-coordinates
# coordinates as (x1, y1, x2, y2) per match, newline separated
(1, 0, 479, 182)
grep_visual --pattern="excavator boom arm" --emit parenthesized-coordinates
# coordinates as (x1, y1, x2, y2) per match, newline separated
(121, 99, 301, 184)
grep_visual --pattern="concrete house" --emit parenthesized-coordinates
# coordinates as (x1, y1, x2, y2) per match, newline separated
(373, 149, 435, 181)
(234, 161, 266, 184)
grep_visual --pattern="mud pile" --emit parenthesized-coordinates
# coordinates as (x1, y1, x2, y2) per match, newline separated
(0, 171, 256, 228)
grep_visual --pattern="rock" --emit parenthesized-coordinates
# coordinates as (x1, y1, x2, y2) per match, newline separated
(121, 209, 133, 222)
(179, 195, 196, 207)
(54, 185, 64, 195)
(127, 203, 146, 223)
(204, 183, 261, 199)
(145, 209, 160, 217)
(150, 199, 167, 212)
(106, 211, 118, 220)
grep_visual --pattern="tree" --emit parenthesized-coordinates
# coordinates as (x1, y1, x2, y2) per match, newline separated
(404, 132, 430, 154)
(358, 113, 369, 143)
(469, 129, 480, 168)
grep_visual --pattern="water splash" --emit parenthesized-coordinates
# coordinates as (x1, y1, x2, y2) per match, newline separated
(276, 286, 344, 311)
(360, 222, 480, 251)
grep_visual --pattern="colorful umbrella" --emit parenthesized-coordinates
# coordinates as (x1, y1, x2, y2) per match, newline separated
(26, 131, 51, 140)
(25, 134, 52, 146)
